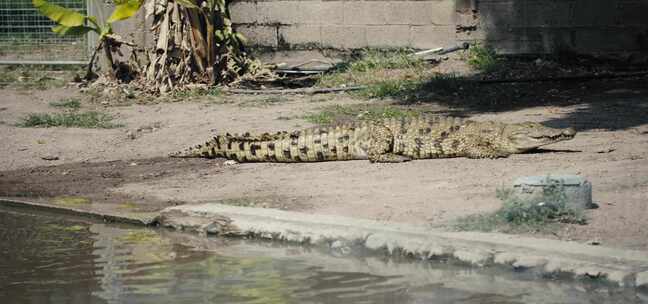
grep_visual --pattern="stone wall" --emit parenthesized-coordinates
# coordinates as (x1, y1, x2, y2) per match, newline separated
(230, 0, 648, 55)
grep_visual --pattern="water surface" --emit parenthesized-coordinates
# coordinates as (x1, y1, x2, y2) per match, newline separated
(0, 207, 645, 303)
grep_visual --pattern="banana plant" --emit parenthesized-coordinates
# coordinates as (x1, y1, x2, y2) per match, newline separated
(32, 0, 145, 78)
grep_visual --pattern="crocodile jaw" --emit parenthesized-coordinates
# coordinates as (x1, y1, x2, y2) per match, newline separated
(505, 123, 577, 153)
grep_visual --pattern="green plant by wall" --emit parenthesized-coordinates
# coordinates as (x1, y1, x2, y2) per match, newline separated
(466, 44, 498, 72)
(455, 177, 586, 232)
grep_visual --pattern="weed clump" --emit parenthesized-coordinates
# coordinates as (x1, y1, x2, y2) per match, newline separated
(359, 79, 421, 99)
(49, 98, 81, 110)
(303, 104, 420, 125)
(318, 49, 427, 88)
(466, 44, 498, 72)
(455, 178, 586, 233)
(18, 111, 121, 129)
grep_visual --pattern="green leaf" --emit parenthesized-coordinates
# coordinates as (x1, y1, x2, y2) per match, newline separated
(234, 32, 247, 44)
(52, 25, 95, 36)
(32, 0, 87, 27)
(108, 0, 144, 23)
(214, 31, 224, 41)
(176, 0, 199, 9)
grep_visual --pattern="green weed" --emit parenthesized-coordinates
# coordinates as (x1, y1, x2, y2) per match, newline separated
(454, 178, 586, 233)
(49, 98, 81, 109)
(117, 230, 161, 244)
(303, 104, 420, 125)
(18, 111, 121, 128)
(207, 86, 221, 96)
(466, 44, 498, 72)
(0, 65, 81, 90)
(318, 49, 427, 88)
(52, 196, 91, 207)
(358, 79, 421, 99)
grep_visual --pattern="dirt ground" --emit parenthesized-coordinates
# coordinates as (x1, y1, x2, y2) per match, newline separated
(1, 72, 647, 250)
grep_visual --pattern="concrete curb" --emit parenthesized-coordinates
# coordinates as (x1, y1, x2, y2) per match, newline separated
(0, 198, 157, 226)
(2, 197, 647, 289)
(159, 203, 648, 288)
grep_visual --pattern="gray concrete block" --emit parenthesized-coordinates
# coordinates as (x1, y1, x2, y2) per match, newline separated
(488, 40, 551, 55)
(229, 1, 257, 24)
(410, 25, 455, 49)
(525, 0, 576, 27)
(321, 25, 368, 49)
(317, 1, 345, 25)
(234, 25, 278, 47)
(512, 175, 593, 211)
(572, 0, 617, 27)
(574, 28, 646, 53)
(478, 0, 526, 28)
(257, 1, 300, 25)
(386, 1, 455, 26)
(342, 1, 390, 25)
(279, 25, 322, 47)
(612, 0, 648, 27)
(637, 271, 648, 288)
(366, 25, 411, 48)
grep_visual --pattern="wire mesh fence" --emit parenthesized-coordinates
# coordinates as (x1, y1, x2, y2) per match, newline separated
(0, 0, 89, 64)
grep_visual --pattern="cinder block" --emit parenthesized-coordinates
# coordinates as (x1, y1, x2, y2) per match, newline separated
(366, 25, 411, 48)
(321, 25, 367, 49)
(478, 1, 525, 28)
(511, 175, 593, 211)
(279, 25, 322, 47)
(229, 1, 257, 24)
(574, 28, 644, 53)
(410, 25, 455, 49)
(489, 40, 550, 55)
(612, 0, 648, 27)
(256, 1, 300, 25)
(525, 0, 575, 27)
(387, 1, 455, 26)
(317, 1, 345, 25)
(234, 25, 278, 47)
(291, 1, 323, 25)
(342, 1, 390, 25)
(572, 0, 616, 27)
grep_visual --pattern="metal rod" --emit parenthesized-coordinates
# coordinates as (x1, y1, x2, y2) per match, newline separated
(0, 60, 89, 65)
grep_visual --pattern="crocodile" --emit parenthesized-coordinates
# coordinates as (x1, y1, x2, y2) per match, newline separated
(170, 116, 576, 163)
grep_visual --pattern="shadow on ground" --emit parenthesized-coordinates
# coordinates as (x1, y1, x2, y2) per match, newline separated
(0, 157, 222, 212)
(390, 73, 648, 132)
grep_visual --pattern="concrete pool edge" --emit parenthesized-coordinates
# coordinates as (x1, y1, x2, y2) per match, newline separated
(158, 203, 648, 289)
(0, 198, 157, 226)
(2, 197, 647, 289)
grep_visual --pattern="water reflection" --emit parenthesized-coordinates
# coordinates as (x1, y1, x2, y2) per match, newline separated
(0, 207, 645, 304)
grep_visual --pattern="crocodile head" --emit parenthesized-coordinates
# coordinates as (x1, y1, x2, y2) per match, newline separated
(503, 122, 576, 153)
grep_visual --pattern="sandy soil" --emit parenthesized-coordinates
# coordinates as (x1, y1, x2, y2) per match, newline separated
(1, 77, 647, 250)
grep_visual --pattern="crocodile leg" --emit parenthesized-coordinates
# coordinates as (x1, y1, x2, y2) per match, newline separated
(368, 125, 411, 163)
(464, 137, 510, 159)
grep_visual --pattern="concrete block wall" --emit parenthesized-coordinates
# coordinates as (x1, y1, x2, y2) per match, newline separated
(460, 0, 648, 54)
(230, 0, 457, 50)
(230, 0, 648, 55)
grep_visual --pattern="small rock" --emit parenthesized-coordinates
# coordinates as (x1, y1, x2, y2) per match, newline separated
(223, 160, 238, 166)
(604, 89, 637, 95)
(636, 271, 648, 288)
(586, 239, 601, 246)
(596, 147, 616, 153)
(41, 155, 59, 161)
(129, 162, 138, 166)
(126, 130, 137, 140)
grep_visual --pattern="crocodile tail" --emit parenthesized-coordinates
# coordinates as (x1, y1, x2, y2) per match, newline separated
(171, 124, 366, 162)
